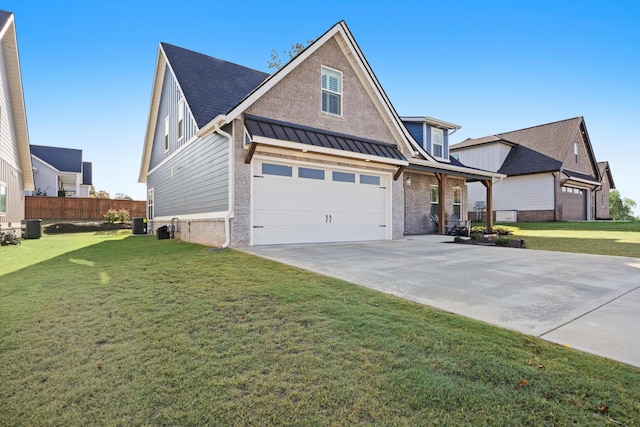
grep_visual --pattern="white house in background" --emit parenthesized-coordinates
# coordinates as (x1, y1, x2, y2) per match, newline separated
(29, 145, 93, 197)
(0, 10, 34, 228)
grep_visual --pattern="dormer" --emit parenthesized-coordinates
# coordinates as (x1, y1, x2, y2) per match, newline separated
(401, 116, 461, 161)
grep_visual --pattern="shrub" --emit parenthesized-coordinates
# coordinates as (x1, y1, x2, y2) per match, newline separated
(117, 209, 131, 222)
(104, 209, 118, 224)
(453, 235, 465, 243)
(495, 237, 512, 246)
(104, 209, 130, 223)
(470, 233, 482, 240)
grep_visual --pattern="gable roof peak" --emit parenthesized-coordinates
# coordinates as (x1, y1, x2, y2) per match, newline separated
(160, 42, 270, 128)
(497, 116, 584, 137)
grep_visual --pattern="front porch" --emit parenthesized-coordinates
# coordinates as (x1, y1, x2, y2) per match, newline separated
(403, 164, 498, 235)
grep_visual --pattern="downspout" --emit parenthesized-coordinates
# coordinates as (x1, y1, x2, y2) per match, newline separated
(552, 172, 558, 221)
(214, 123, 234, 248)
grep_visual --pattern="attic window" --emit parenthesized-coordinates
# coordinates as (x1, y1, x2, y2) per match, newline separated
(321, 66, 342, 116)
(164, 116, 170, 152)
(177, 100, 184, 143)
(574, 143, 579, 164)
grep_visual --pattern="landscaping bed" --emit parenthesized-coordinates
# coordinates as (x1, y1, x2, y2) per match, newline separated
(44, 221, 131, 234)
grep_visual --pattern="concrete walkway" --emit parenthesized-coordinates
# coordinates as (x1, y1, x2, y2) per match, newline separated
(242, 235, 640, 368)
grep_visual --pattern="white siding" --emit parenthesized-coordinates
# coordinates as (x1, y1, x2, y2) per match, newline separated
(31, 157, 58, 196)
(456, 143, 512, 172)
(0, 43, 19, 170)
(467, 174, 554, 211)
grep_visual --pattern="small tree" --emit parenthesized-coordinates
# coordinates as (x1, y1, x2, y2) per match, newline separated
(609, 189, 637, 220)
(267, 39, 315, 70)
(114, 193, 133, 200)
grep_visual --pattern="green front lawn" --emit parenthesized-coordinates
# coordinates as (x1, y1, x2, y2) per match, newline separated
(1, 232, 638, 425)
(484, 221, 640, 258)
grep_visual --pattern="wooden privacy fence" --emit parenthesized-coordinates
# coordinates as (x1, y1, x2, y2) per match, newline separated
(25, 196, 146, 220)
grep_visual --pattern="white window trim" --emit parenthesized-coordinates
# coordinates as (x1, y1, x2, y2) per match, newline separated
(177, 100, 185, 142)
(574, 143, 579, 164)
(453, 186, 462, 217)
(164, 116, 170, 152)
(0, 181, 7, 215)
(431, 127, 444, 159)
(321, 66, 343, 116)
(147, 188, 154, 219)
(430, 184, 439, 215)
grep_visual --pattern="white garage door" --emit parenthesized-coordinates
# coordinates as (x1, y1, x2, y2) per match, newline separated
(252, 160, 390, 245)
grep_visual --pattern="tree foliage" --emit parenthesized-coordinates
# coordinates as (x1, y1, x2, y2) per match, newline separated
(609, 189, 637, 220)
(90, 186, 110, 199)
(267, 39, 315, 70)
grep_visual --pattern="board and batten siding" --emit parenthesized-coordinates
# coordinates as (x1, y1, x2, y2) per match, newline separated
(467, 173, 554, 211)
(149, 65, 198, 170)
(148, 132, 229, 218)
(456, 143, 511, 173)
(0, 42, 19, 171)
(0, 41, 26, 224)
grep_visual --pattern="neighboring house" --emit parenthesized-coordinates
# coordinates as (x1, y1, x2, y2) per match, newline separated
(450, 117, 613, 221)
(139, 20, 503, 247)
(0, 10, 33, 228)
(595, 161, 615, 220)
(29, 145, 93, 197)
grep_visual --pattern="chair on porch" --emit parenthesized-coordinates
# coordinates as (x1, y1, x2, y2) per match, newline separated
(445, 214, 470, 236)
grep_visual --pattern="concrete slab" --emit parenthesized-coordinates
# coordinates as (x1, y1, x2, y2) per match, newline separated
(242, 235, 640, 367)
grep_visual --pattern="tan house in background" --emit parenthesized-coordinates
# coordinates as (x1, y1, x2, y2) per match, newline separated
(450, 117, 614, 222)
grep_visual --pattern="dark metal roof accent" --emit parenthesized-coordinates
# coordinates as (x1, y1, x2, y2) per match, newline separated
(244, 114, 406, 162)
(30, 144, 83, 173)
(161, 43, 269, 128)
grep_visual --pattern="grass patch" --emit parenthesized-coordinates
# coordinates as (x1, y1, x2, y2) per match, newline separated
(481, 221, 640, 257)
(1, 234, 639, 425)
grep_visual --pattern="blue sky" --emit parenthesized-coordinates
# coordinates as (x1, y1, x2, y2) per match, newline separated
(4, 0, 639, 214)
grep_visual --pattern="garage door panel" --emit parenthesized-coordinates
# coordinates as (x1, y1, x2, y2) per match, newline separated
(252, 160, 389, 245)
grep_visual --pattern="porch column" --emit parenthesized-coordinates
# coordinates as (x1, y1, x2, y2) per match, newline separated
(435, 172, 446, 234)
(481, 179, 494, 233)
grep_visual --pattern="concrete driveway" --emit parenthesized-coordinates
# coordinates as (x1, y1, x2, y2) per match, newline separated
(243, 235, 640, 368)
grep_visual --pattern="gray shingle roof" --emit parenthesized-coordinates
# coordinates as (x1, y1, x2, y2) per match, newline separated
(451, 117, 589, 176)
(31, 145, 83, 173)
(161, 43, 269, 128)
(245, 114, 407, 162)
(0, 10, 12, 29)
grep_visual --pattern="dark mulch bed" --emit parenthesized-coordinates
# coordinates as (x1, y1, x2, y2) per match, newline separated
(44, 222, 131, 234)
(454, 236, 526, 248)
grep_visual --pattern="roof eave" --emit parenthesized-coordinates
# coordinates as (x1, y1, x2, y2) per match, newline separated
(401, 116, 461, 130)
(139, 46, 167, 183)
(1, 14, 34, 190)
